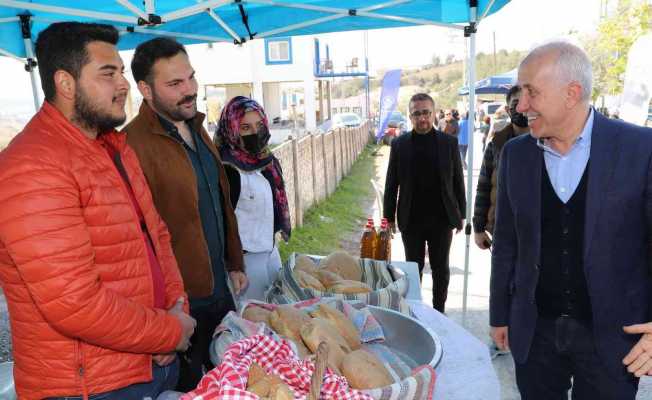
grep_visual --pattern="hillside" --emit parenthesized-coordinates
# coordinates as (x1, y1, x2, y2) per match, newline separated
(332, 49, 527, 113)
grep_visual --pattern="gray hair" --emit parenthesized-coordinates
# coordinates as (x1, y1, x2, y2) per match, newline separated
(520, 41, 593, 102)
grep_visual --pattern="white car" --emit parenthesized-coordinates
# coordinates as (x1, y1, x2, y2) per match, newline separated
(332, 113, 363, 129)
(315, 113, 363, 134)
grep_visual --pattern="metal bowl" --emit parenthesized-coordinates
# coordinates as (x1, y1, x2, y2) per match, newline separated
(210, 303, 443, 371)
(367, 305, 443, 369)
(0, 362, 16, 400)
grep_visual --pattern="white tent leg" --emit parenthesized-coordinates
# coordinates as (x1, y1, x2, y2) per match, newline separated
(20, 15, 40, 111)
(27, 61, 40, 112)
(462, 6, 477, 326)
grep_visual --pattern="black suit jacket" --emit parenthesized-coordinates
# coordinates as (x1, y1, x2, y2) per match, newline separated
(383, 129, 466, 232)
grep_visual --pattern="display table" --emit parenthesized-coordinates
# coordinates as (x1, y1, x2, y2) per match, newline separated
(409, 301, 500, 399)
(157, 258, 501, 400)
(389, 261, 500, 399)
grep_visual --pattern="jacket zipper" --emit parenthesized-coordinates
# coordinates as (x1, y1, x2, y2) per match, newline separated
(76, 340, 89, 400)
(104, 144, 157, 308)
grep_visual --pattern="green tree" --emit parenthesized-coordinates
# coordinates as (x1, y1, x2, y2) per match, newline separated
(583, 0, 651, 100)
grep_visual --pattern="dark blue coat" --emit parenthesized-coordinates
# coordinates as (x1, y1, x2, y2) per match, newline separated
(490, 110, 652, 379)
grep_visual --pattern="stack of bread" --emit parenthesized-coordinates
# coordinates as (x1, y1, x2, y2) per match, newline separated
(242, 303, 394, 390)
(293, 252, 373, 295)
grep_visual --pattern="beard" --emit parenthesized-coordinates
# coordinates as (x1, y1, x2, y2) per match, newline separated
(414, 121, 432, 134)
(73, 84, 126, 134)
(152, 91, 197, 122)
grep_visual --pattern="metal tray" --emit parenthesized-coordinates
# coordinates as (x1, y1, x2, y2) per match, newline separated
(367, 305, 443, 369)
(211, 302, 443, 371)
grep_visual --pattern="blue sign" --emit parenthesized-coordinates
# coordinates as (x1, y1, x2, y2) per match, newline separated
(375, 69, 402, 141)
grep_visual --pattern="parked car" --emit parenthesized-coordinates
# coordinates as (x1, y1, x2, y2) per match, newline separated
(381, 111, 407, 145)
(332, 112, 363, 129)
(314, 119, 334, 135)
(314, 113, 363, 135)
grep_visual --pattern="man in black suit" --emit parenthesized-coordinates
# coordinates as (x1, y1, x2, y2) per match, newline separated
(490, 41, 652, 399)
(383, 93, 466, 313)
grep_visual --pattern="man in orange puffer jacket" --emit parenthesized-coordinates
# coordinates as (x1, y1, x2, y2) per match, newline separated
(0, 22, 196, 400)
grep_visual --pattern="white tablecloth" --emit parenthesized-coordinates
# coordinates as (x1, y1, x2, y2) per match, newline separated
(389, 261, 500, 399)
(409, 301, 500, 400)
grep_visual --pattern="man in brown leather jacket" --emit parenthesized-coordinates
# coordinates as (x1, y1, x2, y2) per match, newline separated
(123, 37, 247, 391)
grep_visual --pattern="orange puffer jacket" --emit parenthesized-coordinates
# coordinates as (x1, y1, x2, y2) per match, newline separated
(0, 102, 186, 400)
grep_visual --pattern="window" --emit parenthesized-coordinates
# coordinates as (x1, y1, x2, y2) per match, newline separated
(265, 38, 292, 65)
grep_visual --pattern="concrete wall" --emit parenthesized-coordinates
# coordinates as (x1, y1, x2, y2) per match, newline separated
(271, 121, 372, 229)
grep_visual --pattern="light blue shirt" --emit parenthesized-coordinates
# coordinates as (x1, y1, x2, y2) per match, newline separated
(536, 109, 594, 203)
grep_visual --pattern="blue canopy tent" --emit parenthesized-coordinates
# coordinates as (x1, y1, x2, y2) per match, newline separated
(0, 0, 511, 321)
(458, 67, 516, 95)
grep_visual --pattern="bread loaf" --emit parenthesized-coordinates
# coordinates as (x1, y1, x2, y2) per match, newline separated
(268, 380, 294, 400)
(294, 255, 320, 278)
(243, 305, 272, 325)
(310, 304, 361, 350)
(315, 269, 345, 288)
(247, 373, 285, 397)
(248, 362, 267, 386)
(342, 349, 393, 389)
(328, 280, 372, 294)
(269, 305, 312, 358)
(300, 318, 351, 373)
(293, 270, 326, 291)
(281, 335, 311, 359)
(320, 251, 362, 281)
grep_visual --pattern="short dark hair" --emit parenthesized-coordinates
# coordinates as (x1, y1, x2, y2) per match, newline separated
(35, 22, 119, 101)
(131, 37, 187, 84)
(409, 93, 435, 110)
(506, 85, 521, 103)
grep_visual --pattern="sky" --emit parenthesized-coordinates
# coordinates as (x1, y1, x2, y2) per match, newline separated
(0, 0, 604, 114)
(318, 0, 604, 73)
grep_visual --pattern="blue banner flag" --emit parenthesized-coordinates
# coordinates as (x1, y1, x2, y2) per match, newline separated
(375, 69, 402, 141)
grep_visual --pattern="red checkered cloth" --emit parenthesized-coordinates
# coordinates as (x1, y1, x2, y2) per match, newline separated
(181, 334, 374, 400)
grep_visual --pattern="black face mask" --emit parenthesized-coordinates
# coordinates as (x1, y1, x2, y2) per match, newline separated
(509, 105, 529, 128)
(242, 125, 270, 154)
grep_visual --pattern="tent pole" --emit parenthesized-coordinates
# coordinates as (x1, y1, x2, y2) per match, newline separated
(462, 3, 477, 326)
(20, 15, 39, 112)
(364, 30, 370, 122)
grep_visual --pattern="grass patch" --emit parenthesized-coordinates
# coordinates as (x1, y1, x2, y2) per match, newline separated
(278, 143, 378, 262)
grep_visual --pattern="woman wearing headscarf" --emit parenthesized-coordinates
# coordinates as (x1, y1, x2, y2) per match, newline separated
(214, 96, 291, 301)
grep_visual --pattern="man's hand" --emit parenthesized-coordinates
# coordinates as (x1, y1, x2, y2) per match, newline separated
(229, 271, 248, 295)
(491, 326, 510, 351)
(474, 232, 492, 249)
(623, 323, 652, 377)
(153, 352, 176, 367)
(388, 222, 396, 234)
(168, 297, 196, 352)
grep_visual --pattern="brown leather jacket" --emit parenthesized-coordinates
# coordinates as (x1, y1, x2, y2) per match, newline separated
(123, 102, 244, 298)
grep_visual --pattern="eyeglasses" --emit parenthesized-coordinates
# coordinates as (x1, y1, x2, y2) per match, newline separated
(410, 109, 432, 118)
